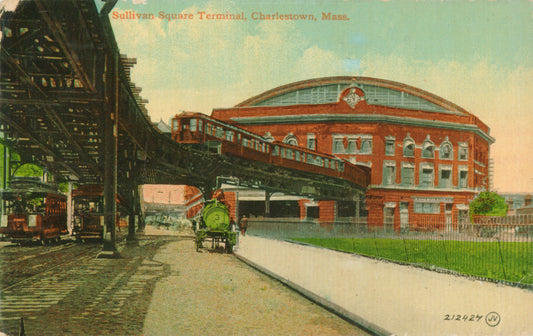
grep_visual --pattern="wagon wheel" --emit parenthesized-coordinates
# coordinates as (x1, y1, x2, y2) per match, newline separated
(195, 236, 203, 252)
(225, 240, 233, 254)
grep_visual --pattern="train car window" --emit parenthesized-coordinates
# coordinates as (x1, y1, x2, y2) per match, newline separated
(338, 161, 345, 172)
(198, 119, 203, 132)
(190, 119, 197, 131)
(242, 138, 249, 147)
(172, 119, 178, 132)
(295, 151, 301, 161)
(215, 126, 224, 138)
(182, 122, 188, 130)
(225, 130, 234, 141)
(286, 148, 294, 159)
(272, 146, 279, 156)
(316, 156, 324, 167)
(207, 124, 213, 135)
(281, 148, 285, 158)
(324, 158, 329, 168)
(306, 154, 313, 164)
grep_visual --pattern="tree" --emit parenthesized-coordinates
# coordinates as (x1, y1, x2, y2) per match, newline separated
(469, 191, 508, 218)
(13, 163, 43, 177)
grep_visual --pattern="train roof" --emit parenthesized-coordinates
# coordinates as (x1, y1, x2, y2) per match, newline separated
(1, 177, 63, 197)
(174, 111, 270, 142)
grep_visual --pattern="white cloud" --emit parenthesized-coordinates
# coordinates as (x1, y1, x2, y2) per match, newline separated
(111, 1, 533, 192)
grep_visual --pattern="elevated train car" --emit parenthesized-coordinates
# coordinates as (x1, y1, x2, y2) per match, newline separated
(72, 184, 128, 242)
(0, 177, 67, 244)
(171, 112, 370, 188)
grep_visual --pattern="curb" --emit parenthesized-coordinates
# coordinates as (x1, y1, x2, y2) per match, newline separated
(234, 252, 395, 336)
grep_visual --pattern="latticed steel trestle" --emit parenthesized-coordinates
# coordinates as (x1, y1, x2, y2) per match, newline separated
(0, 0, 368, 253)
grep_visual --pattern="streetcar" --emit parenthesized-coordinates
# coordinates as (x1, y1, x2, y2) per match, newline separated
(71, 184, 128, 242)
(0, 177, 67, 245)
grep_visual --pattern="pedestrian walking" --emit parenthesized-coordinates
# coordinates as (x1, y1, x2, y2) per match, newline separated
(239, 215, 248, 236)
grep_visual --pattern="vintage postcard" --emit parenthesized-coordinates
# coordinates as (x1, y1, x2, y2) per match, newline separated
(0, 0, 531, 335)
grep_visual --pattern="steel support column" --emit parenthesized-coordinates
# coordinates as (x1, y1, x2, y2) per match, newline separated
(2, 144, 8, 190)
(355, 192, 361, 225)
(127, 182, 139, 243)
(265, 190, 272, 217)
(99, 50, 119, 258)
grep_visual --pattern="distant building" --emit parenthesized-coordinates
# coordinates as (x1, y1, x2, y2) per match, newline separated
(153, 119, 171, 135)
(208, 76, 494, 230)
(505, 193, 533, 215)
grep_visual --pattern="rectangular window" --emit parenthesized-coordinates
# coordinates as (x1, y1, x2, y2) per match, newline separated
(215, 126, 224, 138)
(225, 131, 234, 142)
(439, 167, 452, 188)
(383, 161, 396, 185)
(307, 134, 316, 150)
(198, 120, 203, 132)
(206, 124, 213, 135)
(272, 146, 279, 156)
(172, 119, 178, 132)
(401, 163, 415, 186)
(332, 135, 372, 154)
(347, 140, 357, 153)
(419, 165, 434, 187)
(295, 151, 301, 161)
(459, 144, 468, 161)
(414, 202, 440, 214)
(459, 169, 468, 188)
(286, 148, 294, 160)
(242, 138, 249, 147)
(190, 119, 197, 132)
(360, 138, 372, 154)
(334, 139, 344, 153)
(385, 139, 395, 156)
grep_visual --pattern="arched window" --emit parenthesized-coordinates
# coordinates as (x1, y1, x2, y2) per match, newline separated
(439, 140, 453, 160)
(420, 135, 434, 158)
(403, 136, 415, 157)
(283, 133, 298, 146)
(422, 141, 434, 158)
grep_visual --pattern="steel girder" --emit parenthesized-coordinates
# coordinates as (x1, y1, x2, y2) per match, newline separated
(1, 0, 366, 205)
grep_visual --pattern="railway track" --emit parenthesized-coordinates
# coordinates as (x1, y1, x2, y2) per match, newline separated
(0, 240, 100, 292)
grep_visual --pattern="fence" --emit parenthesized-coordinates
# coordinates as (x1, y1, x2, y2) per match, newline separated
(246, 215, 533, 286)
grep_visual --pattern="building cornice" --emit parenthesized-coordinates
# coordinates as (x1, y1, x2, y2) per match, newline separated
(231, 113, 495, 144)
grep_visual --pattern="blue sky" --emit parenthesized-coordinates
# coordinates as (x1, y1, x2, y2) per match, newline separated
(108, 0, 533, 193)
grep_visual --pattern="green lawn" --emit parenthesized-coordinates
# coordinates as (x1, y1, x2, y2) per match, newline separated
(291, 237, 533, 285)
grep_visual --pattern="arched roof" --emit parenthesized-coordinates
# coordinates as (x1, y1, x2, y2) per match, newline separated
(236, 76, 471, 116)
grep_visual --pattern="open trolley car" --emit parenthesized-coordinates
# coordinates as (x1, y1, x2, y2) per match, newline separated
(0, 177, 67, 244)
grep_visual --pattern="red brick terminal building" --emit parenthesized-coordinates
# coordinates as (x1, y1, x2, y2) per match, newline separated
(207, 76, 494, 230)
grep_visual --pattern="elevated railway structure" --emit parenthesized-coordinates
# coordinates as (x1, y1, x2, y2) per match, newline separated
(0, 0, 369, 255)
